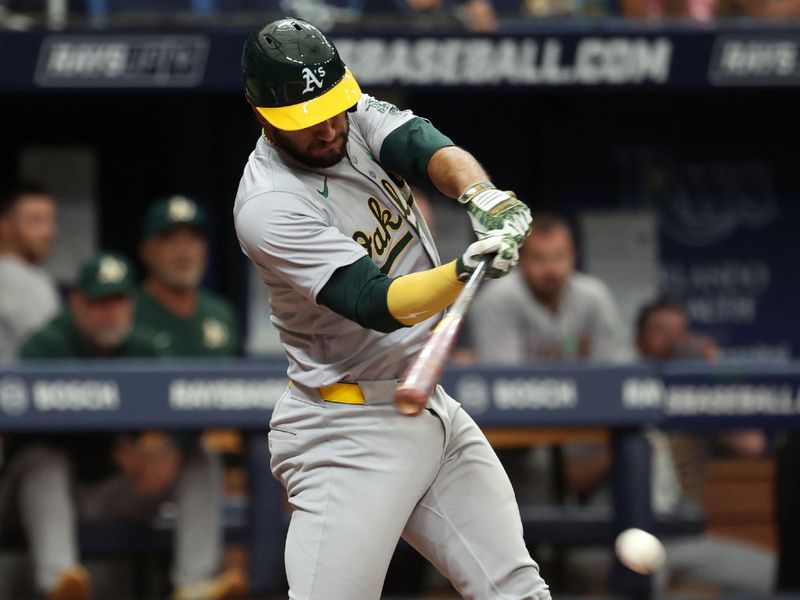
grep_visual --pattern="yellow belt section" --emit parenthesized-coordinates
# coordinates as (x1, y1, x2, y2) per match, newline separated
(318, 382, 366, 405)
(288, 380, 366, 405)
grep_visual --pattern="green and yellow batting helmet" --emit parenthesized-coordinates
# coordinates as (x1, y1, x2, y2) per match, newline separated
(242, 18, 361, 131)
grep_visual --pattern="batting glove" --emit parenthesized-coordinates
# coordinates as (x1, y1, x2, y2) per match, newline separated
(458, 182, 532, 245)
(456, 233, 519, 280)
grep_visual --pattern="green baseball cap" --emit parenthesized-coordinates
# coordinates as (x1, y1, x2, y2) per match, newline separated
(76, 252, 136, 299)
(141, 195, 207, 240)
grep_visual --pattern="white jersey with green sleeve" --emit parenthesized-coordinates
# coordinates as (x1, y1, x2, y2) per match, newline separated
(234, 95, 443, 388)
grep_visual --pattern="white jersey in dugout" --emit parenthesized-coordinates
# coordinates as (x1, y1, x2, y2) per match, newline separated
(234, 95, 442, 388)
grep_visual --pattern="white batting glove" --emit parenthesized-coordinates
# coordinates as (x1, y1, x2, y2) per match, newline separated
(458, 182, 532, 245)
(456, 233, 519, 280)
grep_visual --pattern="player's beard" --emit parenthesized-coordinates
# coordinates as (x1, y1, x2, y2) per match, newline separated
(271, 118, 350, 169)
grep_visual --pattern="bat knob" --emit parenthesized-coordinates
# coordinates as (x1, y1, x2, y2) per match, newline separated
(394, 386, 427, 417)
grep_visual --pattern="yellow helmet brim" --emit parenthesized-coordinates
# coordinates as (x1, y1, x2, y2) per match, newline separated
(256, 68, 362, 131)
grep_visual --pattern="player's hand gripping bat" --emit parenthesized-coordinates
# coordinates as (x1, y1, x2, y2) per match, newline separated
(394, 256, 492, 416)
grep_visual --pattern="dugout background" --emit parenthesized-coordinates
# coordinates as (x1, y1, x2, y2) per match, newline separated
(1, 86, 798, 355)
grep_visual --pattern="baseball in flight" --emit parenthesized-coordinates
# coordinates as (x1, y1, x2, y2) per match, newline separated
(615, 528, 666, 575)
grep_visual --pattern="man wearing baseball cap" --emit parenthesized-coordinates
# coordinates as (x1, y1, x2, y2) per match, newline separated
(0, 252, 243, 600)
(20, 251, 145, 357)
(136, 195, 239, 357)
(136, 197, 245, 597)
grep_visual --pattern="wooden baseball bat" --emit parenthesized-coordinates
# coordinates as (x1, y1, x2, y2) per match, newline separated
(394, 256, 492, 416)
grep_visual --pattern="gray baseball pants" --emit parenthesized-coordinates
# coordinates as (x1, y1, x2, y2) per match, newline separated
(0, 444, 222, 591)
(269, 381, 551, 600)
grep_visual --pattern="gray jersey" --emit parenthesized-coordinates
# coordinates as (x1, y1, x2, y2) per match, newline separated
(0, 255, 60, 363)
(470, 270, 631, 364)
(234, 95, 442, 388)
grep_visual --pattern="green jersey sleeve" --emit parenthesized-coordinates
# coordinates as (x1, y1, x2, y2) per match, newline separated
(379, 117, 455, 187)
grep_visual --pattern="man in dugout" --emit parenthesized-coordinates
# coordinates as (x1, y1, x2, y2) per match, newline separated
(637, 300, 772, 595)
(467, 211, 631, 511)
(136, 195, 239, 358)
(135, 195, 247, 596)
(0, 181, 60, 363)
(564, 299, 774, 596)
(470, 211, 631, 364)
(0, 252, 243, 600)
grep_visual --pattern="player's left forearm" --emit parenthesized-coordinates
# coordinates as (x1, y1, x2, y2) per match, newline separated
(427, 148, 532, 246)
(427, 146, 491, 200)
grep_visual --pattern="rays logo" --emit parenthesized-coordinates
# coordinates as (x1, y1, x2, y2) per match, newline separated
(301, 67, 325, 94)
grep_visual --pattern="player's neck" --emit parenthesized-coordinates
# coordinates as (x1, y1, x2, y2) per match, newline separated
(144, 277, 198, 318)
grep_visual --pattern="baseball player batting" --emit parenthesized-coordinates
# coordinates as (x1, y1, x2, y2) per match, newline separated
(234, 18, 551, 600)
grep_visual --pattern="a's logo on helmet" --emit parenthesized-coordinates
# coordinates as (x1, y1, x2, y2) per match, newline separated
(301, 67, 326, 94)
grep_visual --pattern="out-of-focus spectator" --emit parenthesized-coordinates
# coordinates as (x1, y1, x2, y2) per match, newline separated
(638, 300, 773, 595)
(636, 298, 718, 361)
(469, 212, 629, 519)
(565, 299, 774, 597)
(524, 0, 612, 17)
(136, 196, 246, 593)
(636, 299, 767, 458)
(621, 0, 718, 20)
(0, 182, 59, 363)
(719, 0, 800, 17)
(471, 212, 631, 365)
(136, 196, 239, 358)
(0, 252, 244, 600)
(462, 0, 497, 30)
(390, 0, 499, 32)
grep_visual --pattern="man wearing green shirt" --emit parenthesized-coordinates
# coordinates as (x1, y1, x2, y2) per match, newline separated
(136, 196, 239, 357)
(0, 252, 243, 600)
(136, 197, 245, 598)
(20, 252, 154, 360)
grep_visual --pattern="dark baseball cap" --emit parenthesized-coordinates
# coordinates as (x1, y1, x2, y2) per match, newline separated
(76, 252, 136, 299)
(142, 195, 207, 240)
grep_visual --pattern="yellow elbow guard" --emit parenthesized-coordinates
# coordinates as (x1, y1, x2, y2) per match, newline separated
(386, 260, 464, 326)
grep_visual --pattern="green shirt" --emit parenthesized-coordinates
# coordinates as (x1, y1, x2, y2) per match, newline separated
(13, 311, 163, 483)
(133, 288, 239, 358)
(19, 311, 160, 359)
